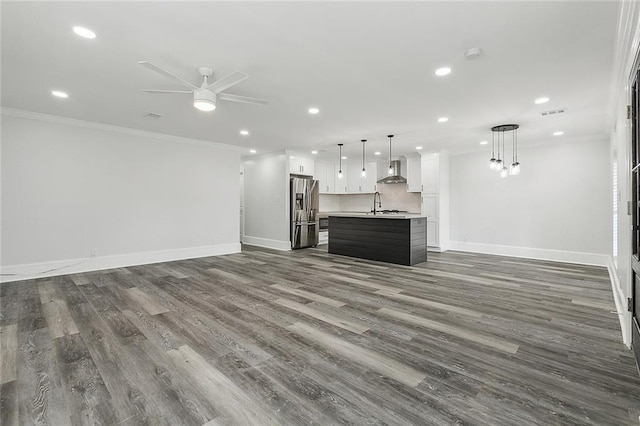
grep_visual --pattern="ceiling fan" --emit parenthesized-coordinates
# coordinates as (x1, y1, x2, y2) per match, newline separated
(139, 61, 268, 112)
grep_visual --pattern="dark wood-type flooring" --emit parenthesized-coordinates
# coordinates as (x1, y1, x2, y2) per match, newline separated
(1, 246, 639, 425)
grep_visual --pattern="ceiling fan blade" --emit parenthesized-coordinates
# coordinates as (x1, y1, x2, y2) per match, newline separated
(206, 71, 248, 93)
(139, 61, 198, 89)
(218, 93, 268, 105)
(141, 89, 193, 94)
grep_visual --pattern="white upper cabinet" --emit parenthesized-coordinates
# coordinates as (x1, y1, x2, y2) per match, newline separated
(315, 162, 335, 194)
(406, 156, 421, 192)
(346, 162, 378, 193)
(421, 154, 439, 193)
(289, 155, 315, 176)
(347, 163, 362, 193)
(315, 161, 377, 194)
(361, 162, 378, 193)
(335, 166, 348, 193)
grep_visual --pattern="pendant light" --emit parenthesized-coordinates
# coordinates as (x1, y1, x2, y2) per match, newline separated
(509, 126, 520, 175)
(489, 124, 520, 178)
(387, 135, 394, 176)
(489, 131, 497, 170)
(337, 143, 344, 179)
(494, 131, 503, 172)
(361, 139, 367, 177)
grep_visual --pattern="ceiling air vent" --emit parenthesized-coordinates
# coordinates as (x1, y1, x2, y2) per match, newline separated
(144, 112, 163, 120)
(541, 108, 566, 117)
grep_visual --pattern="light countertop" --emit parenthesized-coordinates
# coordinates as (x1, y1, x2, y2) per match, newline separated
(326, 212, 426, 219)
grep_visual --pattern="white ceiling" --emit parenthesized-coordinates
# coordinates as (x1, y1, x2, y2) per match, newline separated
(1, 1, 619, 162)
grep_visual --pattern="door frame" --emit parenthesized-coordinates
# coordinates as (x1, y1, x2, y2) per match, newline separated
(629, 58, 640, 374)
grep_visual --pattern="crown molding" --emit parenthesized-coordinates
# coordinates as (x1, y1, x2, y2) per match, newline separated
(1, 107, 245, 152)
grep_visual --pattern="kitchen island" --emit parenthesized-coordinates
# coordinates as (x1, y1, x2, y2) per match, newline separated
(328, 214, 427, 266)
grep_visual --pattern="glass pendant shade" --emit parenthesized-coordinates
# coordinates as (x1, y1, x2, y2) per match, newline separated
(361, 169, 366, 177)
(510, 162, 520, 175)
(338, 170, 343, 179)
(490, 158, 497, 169)
(499, 167, 508, 178)
(494, 159, 502, 171)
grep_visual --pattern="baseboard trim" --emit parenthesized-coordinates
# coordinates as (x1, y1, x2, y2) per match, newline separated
(242, 235, 291, 251)
(448, 241, 610, 266)
(606, 258, 632, 348)
(0, 243, 241, 283)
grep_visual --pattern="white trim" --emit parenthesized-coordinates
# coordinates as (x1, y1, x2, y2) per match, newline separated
(242, 235, 291, 251)
(1, 108, 244, 152)
(0, 243, 241, 283)
(606, 258, 632, 348)
(448, 241, 610, 266)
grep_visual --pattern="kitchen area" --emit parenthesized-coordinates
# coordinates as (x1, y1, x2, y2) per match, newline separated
(242, 145, 450, 266)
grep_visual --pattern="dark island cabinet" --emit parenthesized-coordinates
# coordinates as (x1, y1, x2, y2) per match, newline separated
(328, 216, 427, 266)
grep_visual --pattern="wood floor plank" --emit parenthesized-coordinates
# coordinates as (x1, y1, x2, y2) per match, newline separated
(0, 381, 18, 426)
(273, 297, 369, 334)
(287, 321, 426, 387)
(41, 300, 79, 339)
(375, 289, 485, 318)
(378, 307, 520, 354)
(17, 328, 72, 425)
(0, 324, 18, 384)
(270, 283, 346, 307)
(167, 345, 278, 425)
(328, 273, 402, 293)
(54, 333, 118, 425)
(125, 287, 171, 316)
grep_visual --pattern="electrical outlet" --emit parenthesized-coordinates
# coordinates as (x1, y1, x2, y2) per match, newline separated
(90, 249, 97, 257)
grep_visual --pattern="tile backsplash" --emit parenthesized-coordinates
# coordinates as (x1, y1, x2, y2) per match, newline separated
(320, 183, 421, 213)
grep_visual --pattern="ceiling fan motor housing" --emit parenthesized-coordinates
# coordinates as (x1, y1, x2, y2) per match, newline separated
(193, 88, 216, 111)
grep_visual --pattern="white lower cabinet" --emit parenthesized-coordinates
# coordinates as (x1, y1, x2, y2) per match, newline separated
(422, 195, 438, 220)
(426, 221, 438, 246)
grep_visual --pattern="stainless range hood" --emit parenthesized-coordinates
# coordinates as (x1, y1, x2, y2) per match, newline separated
(377, 160, 407, 184)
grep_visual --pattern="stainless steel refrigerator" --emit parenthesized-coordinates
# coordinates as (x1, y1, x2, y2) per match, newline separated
(291, 177, 319, 249)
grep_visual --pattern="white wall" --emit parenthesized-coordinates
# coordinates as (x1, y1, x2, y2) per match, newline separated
(242, 153, 290, 250)
(450, 137, 611, 261)
(1, 111, 240, 280)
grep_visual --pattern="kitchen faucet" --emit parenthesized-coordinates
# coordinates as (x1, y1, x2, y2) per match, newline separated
(372, 191, 382, 215)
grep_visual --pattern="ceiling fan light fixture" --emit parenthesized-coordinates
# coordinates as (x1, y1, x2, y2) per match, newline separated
(193, 88, 216, 111)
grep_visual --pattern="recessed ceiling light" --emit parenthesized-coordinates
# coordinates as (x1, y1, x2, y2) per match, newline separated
(435, 67, 451, 76)
(308, 107, 320, 114)
(374, 151, 381, 156)
(51, 90, 69, 98)
(311, 150, 318, 154)
(416, 146, 423, 150)
(240, 130, 249, 136)
(535, 97, 550, 104)
(249, 149, 257, 154)
(553, 131, 564, 136)
(438, 117, 448, 123)
(341, 156, 347, 160)
(72, 26, 96, 39)
(479, 141, 488, 145)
